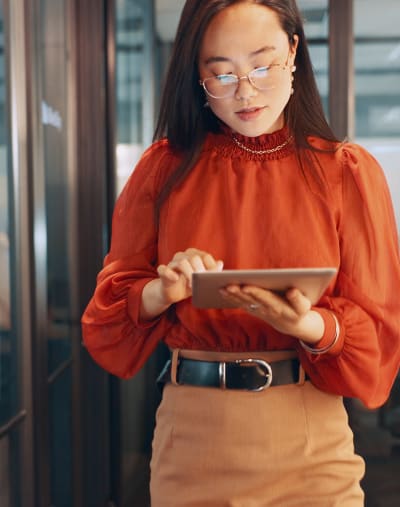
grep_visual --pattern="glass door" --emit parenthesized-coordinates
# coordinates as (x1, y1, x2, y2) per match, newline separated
(1, 0, 114, 505)
(30, 0, 74, 504)
(0, 1, 34, 506)
(0, 1, 21, 504)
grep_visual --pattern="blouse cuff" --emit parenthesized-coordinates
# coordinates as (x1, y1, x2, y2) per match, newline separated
(127, 277, 162, 330)
(301, 308, 344, 359)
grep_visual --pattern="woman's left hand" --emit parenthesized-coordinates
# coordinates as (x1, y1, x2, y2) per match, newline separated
(220, 285, 325, 344)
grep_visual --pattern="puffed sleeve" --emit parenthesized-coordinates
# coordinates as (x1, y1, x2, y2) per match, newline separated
(298, 143, 400, 408)
(81, 140, 178, 378)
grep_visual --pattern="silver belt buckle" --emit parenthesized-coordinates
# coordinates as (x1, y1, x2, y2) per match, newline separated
(218, 358, 273, 391)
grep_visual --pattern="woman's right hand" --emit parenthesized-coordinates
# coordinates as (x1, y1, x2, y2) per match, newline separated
(140, 248, 224, 320)
(157, 248, 224, 304)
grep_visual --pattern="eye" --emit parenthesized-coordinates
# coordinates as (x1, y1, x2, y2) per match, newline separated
(215, 74, 238, 85)
(251, 66, 270, 78)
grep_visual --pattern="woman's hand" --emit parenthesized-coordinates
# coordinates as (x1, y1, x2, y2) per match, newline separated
(140, 248, 223, 321)
(220, 285, 325, 345)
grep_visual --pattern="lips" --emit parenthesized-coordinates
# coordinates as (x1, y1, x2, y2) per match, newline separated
(236, 106, 266, 121)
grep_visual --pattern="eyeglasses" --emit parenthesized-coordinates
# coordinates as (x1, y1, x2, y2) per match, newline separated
(199, 63, 289, 99)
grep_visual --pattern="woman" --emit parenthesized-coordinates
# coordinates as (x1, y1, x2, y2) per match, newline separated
(82, 1, 400, 505)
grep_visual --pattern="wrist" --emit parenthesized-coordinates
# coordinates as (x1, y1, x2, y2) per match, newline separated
(295, 310, 325, 344)
(140, 278, 171, 320)
(299, 311, 340, 355)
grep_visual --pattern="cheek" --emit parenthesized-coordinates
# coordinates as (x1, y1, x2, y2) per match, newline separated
(270, 75, 293, 106)
(208, 99, 232, 120)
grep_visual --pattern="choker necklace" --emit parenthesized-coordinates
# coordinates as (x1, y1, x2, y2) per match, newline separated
(231, 134, 293, 155)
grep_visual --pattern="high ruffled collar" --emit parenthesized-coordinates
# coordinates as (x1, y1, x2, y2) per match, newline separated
(205, 124, 295, 160)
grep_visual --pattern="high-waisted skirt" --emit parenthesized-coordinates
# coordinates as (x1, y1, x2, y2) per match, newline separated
(150, 380, 365, 507)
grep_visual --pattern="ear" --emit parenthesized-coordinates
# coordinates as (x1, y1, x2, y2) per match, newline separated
(289, 34, 299, 65)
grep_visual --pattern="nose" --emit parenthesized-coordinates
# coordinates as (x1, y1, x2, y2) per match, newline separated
(234, 75, 257, 101)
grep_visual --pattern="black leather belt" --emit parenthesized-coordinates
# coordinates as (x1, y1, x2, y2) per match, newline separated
(157, 357, 301, 391)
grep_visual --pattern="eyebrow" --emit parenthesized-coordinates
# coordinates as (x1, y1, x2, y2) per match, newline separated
(204, 45, 276, 65)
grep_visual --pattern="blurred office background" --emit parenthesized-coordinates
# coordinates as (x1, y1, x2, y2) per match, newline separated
(0, 0, 399, 505)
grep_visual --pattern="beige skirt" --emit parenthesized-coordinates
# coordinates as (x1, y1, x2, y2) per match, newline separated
(150, 380, 365, 507)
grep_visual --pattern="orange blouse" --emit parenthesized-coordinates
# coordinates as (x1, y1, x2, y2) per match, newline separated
(81, 127, 400, 409)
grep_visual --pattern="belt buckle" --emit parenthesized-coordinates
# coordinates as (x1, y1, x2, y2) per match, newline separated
(219, 359, 273, 391)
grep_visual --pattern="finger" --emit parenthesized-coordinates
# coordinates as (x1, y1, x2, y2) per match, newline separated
(157, 264, 180, 283)
(221, 285, 263, 312)
(185, 247, 203, 256)
(220, 286, 245, 307)
(171, 257, 195, 286)
(241, 286, 292, 319)
(171, 250, 185, 262)
(285, 288, 311, 315)
(242, 285, 285, 307)
(214, 260, 224, 271)
(160, 259, 193, 283)
(202, 253, 223, 270)
(244, 286, 311, 325)
(184, 247, 210, 261)
(190, 254, 207, 273)
(173, 249, 221, 270)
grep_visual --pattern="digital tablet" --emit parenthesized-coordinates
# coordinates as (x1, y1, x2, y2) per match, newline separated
(192, 267, 337, 309)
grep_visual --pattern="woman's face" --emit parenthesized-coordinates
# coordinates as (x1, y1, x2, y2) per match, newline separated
(198, 2, 298, 137)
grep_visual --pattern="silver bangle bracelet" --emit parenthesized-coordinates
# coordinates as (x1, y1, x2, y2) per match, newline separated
(299, 312, 340, 355)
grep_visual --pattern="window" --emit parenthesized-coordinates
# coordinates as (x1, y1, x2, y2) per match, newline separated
(299, 0, 329, 115)
(354, 0, 400, 228)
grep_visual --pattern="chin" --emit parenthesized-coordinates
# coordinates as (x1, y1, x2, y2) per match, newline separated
(229, 115, 284, 138)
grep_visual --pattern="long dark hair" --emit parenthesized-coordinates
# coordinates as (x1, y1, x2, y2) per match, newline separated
(154, 0, 339, 216)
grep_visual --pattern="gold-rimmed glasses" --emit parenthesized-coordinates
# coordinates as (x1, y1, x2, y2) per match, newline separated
(199, 61, 291, 99)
